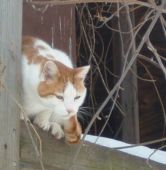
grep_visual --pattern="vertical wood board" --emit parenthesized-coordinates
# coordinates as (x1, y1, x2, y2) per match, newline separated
(0, 0, 22, 169)
(23, 2, 76, 64)
(119, 7, 140, 143)
(112, 6, 140, 143)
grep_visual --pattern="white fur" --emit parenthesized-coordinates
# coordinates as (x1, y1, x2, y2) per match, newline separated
(35, 40, 73, 68)
(22, 38, 87, 138)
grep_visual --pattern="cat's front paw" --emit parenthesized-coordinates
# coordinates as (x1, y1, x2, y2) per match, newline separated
(34, 115, 51, 131)
(64, 116, 82, 144)
(51, 123, 64, 139)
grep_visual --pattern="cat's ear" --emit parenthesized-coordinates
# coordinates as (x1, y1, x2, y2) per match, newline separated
(75, 65, 90, 80)
(42, 61, 58, 80)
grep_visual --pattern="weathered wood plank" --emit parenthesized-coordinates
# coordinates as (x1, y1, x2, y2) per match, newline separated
(119, 6, 140, 143)
(20, 161, 64, 170)
(0, 0, 22, 170)
(112, 5, 139, 143)
(20, 121, 166, 170)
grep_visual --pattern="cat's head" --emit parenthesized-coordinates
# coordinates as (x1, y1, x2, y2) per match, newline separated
(38, 60, 90, 117)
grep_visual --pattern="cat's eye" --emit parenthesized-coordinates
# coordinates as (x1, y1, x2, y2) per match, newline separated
(74, 96, 81, 100)
(55, 95, 64, 100)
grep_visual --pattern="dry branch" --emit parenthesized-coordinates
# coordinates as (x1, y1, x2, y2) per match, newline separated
(71, 2, 164, 166)
(26, 0, 166, 13)
(27, 0, 142, 5)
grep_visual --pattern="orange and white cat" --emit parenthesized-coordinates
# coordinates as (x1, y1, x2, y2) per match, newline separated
(22, 36, 90, 143)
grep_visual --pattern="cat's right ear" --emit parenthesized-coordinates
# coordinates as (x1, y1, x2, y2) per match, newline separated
(42, 61, 58, 81)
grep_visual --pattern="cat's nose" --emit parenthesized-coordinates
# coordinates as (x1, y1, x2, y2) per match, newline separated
(67, 108, 75, 114)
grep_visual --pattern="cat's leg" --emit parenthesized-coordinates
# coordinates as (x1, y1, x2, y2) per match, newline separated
(63, 115, 82, 144)
(51, 122, 64, 139)
(34, 111, 64, 139)
(33, 111, 52, 131)
(49, 114, 65, 139)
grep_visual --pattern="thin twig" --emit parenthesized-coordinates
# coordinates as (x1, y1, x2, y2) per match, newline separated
(26, 0, 166, 14)
(26, 0, 147, 6)
(78, 5, 126, 118)
(138, 54, 161, 69)
(70, 5, 162, 169)
(146, 144, 166, 168)
(147, 40, 166, 79)
(112, 137, 166, 150)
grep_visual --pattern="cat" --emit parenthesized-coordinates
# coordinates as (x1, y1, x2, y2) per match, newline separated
(22, 36, 90, 143)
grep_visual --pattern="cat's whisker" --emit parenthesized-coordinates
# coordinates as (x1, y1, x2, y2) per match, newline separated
(78, 110, 92, 118)
(80, 106, 93, 110)
(79, 107, 91, 111)
(77, 113, 90, 125)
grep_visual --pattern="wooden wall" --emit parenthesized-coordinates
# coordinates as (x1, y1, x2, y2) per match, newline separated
(135, 7, 166, 146)
(23, 1, 76, 64)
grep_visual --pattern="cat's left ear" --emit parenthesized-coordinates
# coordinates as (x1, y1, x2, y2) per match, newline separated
(42, 61, 58, 81)
(74, 65, 90, 80)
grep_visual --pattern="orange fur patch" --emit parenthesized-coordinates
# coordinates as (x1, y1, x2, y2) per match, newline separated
(22, 36, 47, 65)
(38, 61, 86, 97)
(22, 36, 86, 97)
(64, 115, 82, 144)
